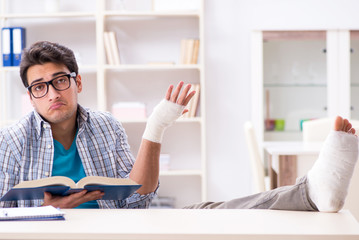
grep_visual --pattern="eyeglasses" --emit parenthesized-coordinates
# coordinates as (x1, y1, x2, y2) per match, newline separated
(27, 72, 77, 99)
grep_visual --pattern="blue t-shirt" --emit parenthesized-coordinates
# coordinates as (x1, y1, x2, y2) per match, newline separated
(52, 134, 99, 209)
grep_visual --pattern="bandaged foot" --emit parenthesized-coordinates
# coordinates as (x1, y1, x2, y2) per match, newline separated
(307, 116, 359, 212)
(143, 99, 185, 143)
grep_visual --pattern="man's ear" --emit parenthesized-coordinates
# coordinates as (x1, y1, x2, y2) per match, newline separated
(76, 74, 82, 93)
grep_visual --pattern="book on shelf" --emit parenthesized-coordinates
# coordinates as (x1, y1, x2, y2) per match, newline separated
(12, 27, 26, 66)
(1, 27, 12, 66)
(179, 38, 200, 64)
(191, 39, 200, 64)
(159, 154, 171, 171)
(1, 27, 26, 67)
(111, 101, 147, 121)
(0, 176, 141, 202)
(0, 206, 65, 221)
(103, 31, 121, 65)
(183, 83, 200, 118)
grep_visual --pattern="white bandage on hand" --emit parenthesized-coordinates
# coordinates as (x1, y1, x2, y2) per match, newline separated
(143, 99, 185, 143)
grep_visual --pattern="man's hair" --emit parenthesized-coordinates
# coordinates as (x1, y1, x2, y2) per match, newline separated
(20, 41, 79, 88)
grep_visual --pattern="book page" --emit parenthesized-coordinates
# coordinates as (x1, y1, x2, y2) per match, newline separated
(13, 176, 76, 189)
(76, 176, 138, 188)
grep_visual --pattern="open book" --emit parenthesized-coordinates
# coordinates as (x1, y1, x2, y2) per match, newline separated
(0, 176, 141, 201)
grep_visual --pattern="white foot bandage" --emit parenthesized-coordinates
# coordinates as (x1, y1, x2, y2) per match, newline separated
(307, 130, 359, 212)
(143, 99, 185, 143)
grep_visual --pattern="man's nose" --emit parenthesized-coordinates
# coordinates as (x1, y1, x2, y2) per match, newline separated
(47, 84, 60, 100)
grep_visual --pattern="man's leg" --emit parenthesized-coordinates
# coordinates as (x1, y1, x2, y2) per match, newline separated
(184, 176, 317, 210)
(185, 116, 358, 212)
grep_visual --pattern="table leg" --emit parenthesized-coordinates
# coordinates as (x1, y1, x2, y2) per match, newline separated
(278, 155, 297, 187)
(268, 155, 278, 189)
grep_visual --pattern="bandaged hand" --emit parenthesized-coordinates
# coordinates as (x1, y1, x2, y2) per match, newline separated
(143, 82, 195, 143)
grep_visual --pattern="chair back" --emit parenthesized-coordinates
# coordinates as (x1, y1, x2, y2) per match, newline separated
(303, 118, 359, 142)
(244, 121, 266, 193)
(302, 118, 334, 142)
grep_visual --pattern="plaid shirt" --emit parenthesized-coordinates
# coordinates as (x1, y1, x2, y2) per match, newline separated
(0, 105, 156, 208)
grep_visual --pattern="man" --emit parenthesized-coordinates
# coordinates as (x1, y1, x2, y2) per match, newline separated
(0, 41, 193, 208)
(1, 41, 358, 212)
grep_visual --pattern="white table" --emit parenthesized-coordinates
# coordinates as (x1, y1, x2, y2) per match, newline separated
(264, 141, 322, 189)
(0, 209, 358, 240)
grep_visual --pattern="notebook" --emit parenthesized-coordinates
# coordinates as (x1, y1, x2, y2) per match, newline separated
(0, 206, 65, 221)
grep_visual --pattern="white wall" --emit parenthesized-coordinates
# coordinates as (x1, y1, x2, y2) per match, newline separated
(204, 0, 359, 201)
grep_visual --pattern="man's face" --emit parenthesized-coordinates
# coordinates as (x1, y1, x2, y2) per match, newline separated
(27, 62, 82, 125)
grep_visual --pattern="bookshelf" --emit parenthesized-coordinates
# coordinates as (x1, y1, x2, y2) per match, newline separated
(0, 0, 206, 208)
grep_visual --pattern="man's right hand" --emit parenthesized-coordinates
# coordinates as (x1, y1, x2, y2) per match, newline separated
(43, 190, 104, 208)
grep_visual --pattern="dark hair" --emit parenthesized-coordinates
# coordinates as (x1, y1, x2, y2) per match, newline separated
(20, 41, 78, 88)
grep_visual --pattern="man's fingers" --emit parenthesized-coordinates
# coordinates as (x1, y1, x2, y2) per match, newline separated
(176, 84, 192, 105)
(170, 81, 184, 103)
(42, 190, 103, 209)
(182, 90, 196, 106)
(165, 85, 174, 101)
(82, 191, 104, 201)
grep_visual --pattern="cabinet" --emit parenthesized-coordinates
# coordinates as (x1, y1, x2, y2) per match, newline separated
(0, 0, 206, 208)
(251, 30, 352, 144)
(351, 30, 359, 119)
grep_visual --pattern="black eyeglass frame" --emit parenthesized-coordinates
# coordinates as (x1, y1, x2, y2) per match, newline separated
(27, 72, 77, 99)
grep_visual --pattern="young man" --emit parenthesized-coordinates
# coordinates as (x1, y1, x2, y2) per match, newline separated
(0, 41, 193, 208)
(0, 41, 358, 213)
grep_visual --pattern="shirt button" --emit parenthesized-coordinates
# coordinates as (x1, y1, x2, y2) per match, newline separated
(45, 172, 50, 177)
(47, 144, 52, 149)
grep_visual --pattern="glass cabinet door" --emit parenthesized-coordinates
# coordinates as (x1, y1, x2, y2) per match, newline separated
(262, 31, 327, 141)
(351, 31, 359, 120)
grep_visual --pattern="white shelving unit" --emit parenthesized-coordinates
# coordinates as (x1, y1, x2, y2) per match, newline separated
(0, 0, 206, 208)
(251, 30, 354, 144)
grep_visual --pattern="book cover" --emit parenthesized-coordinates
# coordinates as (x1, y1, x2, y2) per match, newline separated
(108, 31, 121, 65)
(189, 84, 200, 117)
(185, 39, 195, 64)
(179, 39, 187, 64)
(104, 32, 115, 65)
(182, 84, 196, 118)
(0, 176, 141, 201)
(191, 39, 200, 64)
(12, 27, 26, 66)
(1, 27, 12, 66)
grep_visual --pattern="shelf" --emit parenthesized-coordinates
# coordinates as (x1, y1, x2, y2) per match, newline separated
(120, 117, 202, 124)
(264, 130, 303, 141)
(104, 11, 200, 18)
(1, 12, 96, 19)
(159, 169, 202, 176)
(1, 65, 97, 73)
(105, 64, 201, 71)
(264, 83, 326, 87)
